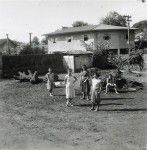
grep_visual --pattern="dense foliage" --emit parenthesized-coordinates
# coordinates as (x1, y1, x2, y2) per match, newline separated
(32, 36, 40, 46)
(81, 40, 114, 69)
(81, 40, 144, 71)
(101, 11, 127, 27)
(19, 44, 46, 55)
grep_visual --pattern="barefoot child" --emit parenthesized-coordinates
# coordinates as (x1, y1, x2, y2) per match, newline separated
(65, 69, 77, 106)
(80, 65, 90, 100)
(91, 72, 101, 111)
(45, 68, 55, 96)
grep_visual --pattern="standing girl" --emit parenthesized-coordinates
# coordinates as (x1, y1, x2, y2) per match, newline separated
(91, 72, 101, 111)
(45, 68, 55, 96)
(65, 69, 77, 106)
(80, 65, 90, 100)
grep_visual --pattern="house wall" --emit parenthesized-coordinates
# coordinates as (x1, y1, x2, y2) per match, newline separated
(94, 30, 135, 55)
(47, 30, 135, 55)
(48, 32, 95, 53)
(143, 54, 147, 71)
(94, 31, 120, 49)
(0, 52, 2, 78)
(63, 55, 93, 72)
(74, 55, 93, 71)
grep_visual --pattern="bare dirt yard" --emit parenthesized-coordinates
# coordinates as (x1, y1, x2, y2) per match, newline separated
(0, 73, 147, 150)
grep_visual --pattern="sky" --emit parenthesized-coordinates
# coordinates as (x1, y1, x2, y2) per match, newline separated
(0, 0, 147, 43)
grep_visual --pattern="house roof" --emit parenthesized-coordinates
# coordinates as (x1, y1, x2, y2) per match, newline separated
(0, 38, 18, 47)
(0, 38, 22, 54)
(44, 24, 138, 36)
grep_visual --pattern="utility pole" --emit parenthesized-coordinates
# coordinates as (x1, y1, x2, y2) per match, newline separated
(6, 34, 10, 55)
(124, 15, 132, 56)
(29, 33, 32, 46)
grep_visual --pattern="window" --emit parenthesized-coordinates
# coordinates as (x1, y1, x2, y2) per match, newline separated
(53, 38, 56, 43)
(84, 35, 88, 41)
(120, 49, 128, 54)
(67, 37, 72, 42)
(67, 38, 71, 42)
(103, 34, 111, 40)
(125, 34, 128, 40)
(109, 49, 118, 55)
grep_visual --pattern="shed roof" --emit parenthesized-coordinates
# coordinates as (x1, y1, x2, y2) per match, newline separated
(53, 50, 93, 55)
(44, 24, 138, 36)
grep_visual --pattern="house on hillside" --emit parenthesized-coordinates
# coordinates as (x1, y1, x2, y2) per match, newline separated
(0, 38, 23, 55)
(44, 24, 137, 55)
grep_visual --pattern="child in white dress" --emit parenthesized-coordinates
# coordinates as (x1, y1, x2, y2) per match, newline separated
(64, 69, 77, 106)
(91, 72, 101, 111)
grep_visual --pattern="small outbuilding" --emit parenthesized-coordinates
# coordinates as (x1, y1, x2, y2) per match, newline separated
(54, 51, 93, 72)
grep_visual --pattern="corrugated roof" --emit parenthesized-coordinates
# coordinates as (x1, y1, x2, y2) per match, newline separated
(0, 38, 18, 46)
(44, 24, 138, 36)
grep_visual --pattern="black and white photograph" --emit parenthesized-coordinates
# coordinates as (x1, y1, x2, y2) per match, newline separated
(0, 0, 146, 149)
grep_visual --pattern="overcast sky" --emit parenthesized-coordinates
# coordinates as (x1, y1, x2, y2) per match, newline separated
(0, 0, 146, 43)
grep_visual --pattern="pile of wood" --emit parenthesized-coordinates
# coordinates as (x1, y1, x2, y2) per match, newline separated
(14, 70, 43, 84)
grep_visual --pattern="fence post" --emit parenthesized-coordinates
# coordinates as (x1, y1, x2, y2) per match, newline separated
(0, 52, 2, 78)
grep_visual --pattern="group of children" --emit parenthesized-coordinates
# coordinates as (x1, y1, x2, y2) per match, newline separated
(45, 65, 119, 111)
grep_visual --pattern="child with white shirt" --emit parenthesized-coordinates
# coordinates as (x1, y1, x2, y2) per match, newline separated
(91, 72, 101, 111)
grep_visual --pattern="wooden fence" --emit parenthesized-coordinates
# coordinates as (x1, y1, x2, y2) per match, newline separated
(2, 54, 65, 78)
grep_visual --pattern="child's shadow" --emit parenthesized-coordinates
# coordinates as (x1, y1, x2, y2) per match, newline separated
(75, 103, 123, 107)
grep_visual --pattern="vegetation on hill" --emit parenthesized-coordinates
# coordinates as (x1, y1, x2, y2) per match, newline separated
(133, 20, 147, 29)
(72, 21, 88, 27)
(100, 11, 127, 27)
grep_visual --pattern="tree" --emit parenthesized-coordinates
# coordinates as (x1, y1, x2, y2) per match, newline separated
(81, 40, 112, 69)
(32, 36, 39, 46)
(72, 21, 88, 27)
(81, 40, 144, 71)
(101, 11, 127, 27)
(133, 20, 147, 49)
(19, 44, 46, 55)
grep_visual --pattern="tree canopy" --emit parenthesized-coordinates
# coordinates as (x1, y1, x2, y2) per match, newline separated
(19, 44, 46, 55)
(72, 21, 88, 27)
(32, 36, 40, 46)
(101, 11, 127, 27)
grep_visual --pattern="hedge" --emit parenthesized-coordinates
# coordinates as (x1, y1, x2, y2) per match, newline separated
(2, 54, 65, 78)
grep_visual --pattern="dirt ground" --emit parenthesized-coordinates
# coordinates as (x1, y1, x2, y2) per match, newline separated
(0, 73, 147, 150)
